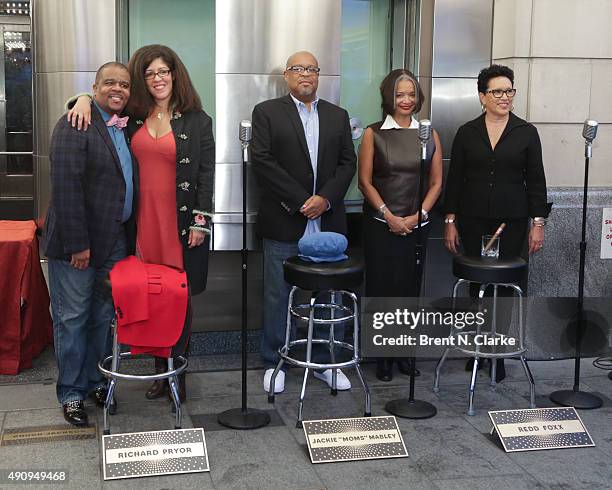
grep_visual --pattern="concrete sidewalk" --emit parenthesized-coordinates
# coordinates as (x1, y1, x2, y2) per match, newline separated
(1, 352, 611, 489)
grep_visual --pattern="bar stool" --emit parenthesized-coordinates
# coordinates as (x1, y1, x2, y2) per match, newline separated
(98, 322, 187, 434)
(267, 256, 371, 427)
(433, 255, 536, 415)
(97, 256, 190, 435)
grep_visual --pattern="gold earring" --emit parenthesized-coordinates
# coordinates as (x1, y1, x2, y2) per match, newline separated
(481, 104, 486, 113)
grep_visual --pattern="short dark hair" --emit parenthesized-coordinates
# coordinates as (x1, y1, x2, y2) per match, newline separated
(95, 61, 129, 84)
(379, 69, 424, 117)
(477, 64, 514, 94)
(127, 44, 202, 119)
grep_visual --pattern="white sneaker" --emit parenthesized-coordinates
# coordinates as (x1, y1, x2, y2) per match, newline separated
(263, 368, 285, 394)
(313, 369, 351, 390)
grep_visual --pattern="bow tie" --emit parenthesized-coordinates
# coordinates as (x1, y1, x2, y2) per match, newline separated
(107, 114, 129, 129)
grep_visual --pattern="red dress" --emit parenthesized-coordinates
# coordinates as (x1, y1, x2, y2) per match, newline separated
(131, 123, 183, 270)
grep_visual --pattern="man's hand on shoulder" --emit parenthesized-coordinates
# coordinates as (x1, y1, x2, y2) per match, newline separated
(70, 248, 90, 270)
(300, 195, 329, 220)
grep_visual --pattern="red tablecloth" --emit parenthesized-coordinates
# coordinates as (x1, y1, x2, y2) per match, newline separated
(0, 220, 53, 374)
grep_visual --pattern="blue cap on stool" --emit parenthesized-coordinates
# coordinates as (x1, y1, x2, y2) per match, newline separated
(298, 232, 348, 263)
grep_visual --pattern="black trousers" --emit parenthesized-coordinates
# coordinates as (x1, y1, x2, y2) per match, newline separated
(363, 213, 429, 298)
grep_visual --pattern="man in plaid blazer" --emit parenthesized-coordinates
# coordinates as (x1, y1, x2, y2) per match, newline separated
(43, 62, 136, 427)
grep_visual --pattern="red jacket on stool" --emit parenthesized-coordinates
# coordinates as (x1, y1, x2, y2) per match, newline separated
(110, 256, 188, 358)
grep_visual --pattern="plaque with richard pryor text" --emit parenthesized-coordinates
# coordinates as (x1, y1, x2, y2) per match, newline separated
(303, 416, 408, 463)
(489, 407, 595, 452)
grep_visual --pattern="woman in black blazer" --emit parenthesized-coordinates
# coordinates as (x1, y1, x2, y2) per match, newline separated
(444, 64, 550, 380)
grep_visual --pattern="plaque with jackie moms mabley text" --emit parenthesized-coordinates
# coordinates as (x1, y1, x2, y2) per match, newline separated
(303, 416, 408, 464)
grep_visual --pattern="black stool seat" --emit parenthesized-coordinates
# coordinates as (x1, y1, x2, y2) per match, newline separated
(283, 256, 363, 291)
(453, 255, 527, 284)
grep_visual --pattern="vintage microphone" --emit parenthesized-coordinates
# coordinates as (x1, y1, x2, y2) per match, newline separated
(549, 120, 603, 409)
(385, 119, 437, 419)
(218, 120, 271, 429)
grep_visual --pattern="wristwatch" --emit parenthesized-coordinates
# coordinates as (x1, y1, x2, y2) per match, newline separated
(444, 217, 455, 224)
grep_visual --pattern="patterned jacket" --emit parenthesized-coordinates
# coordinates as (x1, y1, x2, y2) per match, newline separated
(43, 105, 137, 268)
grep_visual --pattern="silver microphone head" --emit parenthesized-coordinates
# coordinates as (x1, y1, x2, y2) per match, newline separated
(582, 120, 598, 143)
(418, 119, 432, 142)
(239, 119, 252, 143)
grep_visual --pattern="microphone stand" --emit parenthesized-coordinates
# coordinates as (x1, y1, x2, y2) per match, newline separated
(385, 126, 437, 419)
(218, 124, 271, 429)
(549, 133, 603, 409)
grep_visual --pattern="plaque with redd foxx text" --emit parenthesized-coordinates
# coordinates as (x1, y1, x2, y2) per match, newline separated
(303, 416, 408, 464)
(488, 407, 595, 452)
(102, 428, 209, 480)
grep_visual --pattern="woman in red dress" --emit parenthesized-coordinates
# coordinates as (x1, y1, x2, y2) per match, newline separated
(68, 45, 214, 403)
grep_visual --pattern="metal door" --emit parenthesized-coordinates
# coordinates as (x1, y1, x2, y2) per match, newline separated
(0, 7, 32, 220)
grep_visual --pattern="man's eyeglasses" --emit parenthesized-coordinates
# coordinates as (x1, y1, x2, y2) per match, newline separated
(486, 88, 517, 98)
(286, 65, 321, 75)
(144, 68, 172, 80)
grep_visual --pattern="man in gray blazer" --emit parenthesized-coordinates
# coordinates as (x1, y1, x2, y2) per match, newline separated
(251, 51, 356, 394)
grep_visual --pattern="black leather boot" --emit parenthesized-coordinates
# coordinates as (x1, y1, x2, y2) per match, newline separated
(490, 359, 506, 383)
(145, 357, 168, 399)
(376, 359, 393, 382)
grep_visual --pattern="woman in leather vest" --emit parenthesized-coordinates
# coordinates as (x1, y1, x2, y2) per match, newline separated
(358, 69, 443, 381)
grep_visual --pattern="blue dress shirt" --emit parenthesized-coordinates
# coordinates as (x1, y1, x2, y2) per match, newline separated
(290, 93, 321, 236)
(94, 102, 133, 223)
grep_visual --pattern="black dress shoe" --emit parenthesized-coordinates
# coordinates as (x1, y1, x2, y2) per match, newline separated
(489, 359, 506, 383)
(397, 359, 420, 377)
(376, 359, 393, 382)
(91, 386, 117, 415)
(63, 401, 88, 427)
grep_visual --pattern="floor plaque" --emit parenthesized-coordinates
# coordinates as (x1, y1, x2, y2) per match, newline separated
(489, 407, 595, 452)
(102, 428, 209, 480)
(303, 416, 408, 464)
(1, 424, 96, 446)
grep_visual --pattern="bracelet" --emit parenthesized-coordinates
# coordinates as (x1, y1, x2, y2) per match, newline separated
(532, 217, 546, 227)
(444, 217, 455, 224)
(378, 204, 388, 219)
(421, 208, 429, 221)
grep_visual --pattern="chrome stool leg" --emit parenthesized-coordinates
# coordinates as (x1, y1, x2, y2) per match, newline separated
(104, 321, 120, 435)
(329, 291, 338, 396)
(490, 285, 499, 387)
(433, 348, 450, 393)
(297, 292, 317, 428)
(467, 356, 480, 416)
(350, 293, 371, 416)
(520, 356, 536, 408)
(167, 357, 182, 429)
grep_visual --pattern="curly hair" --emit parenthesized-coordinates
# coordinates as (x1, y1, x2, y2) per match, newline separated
(477, 64, 514, 94)
(126, 44, 202, 119)
(379, 69, 424, 117)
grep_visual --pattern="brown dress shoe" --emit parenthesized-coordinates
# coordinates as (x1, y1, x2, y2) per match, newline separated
(146, 357, 168, 399)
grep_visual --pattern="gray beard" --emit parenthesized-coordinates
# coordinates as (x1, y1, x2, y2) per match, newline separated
(297, 85, 314, 97)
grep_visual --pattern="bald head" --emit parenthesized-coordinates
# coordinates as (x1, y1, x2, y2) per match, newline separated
(284, 51, 320, 103)
(286, 51, 318, 69)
